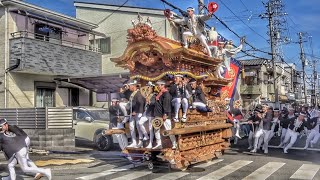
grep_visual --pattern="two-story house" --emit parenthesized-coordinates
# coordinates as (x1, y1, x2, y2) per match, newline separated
(0, 0, 104, 108)
(239, 59, 302, 109)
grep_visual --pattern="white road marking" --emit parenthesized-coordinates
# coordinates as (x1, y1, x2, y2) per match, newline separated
(153, 159, 225, 180)
(75, 164, 138, 180)
(111, 171, 152, 180)
(197, 160, 253, 180)
(242, 162, 285, 180)
(290, 164, 320, 180)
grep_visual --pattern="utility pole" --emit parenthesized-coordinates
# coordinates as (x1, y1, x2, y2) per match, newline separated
(267, 2, 279, 108)
(299, 32, 307, 104)
(310, 36, 317, 106)
(261, 0, 288, 108)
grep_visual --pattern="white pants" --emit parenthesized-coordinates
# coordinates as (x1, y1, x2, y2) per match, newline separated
(113, 134, 128, 150)
(283, 129, 299, 151)
(183, 31, 212, 57)
(305, 127, 320, 148)
(139, 116, 154, 146)
(192, 102, 206, 108)
(172, 98, 188, 119)
(154, 119, 177, 147)
(232, 120, 240, 144)
(6, 147, 50, 180)
(268, 131, 275, 142)
(24, 137, 37, 169)
(248, 130, 254, 148)
(129, 113, 143, 145)
(253, 128, 271, 151)
(280, 128, 287, 145)
(119, 102, 128, 116)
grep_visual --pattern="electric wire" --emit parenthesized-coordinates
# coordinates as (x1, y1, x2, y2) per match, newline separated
(217, 0, 268, 41)
(97, 0, 130, 25)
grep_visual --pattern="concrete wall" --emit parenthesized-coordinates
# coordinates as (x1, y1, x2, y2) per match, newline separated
(75, 4, 177, 74)
(25, 129, 75, 151)
(9, 37, 102, 76)
(0, 7, 6, 108)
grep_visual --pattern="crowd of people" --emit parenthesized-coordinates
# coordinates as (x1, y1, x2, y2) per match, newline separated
(228, 104, 320, 154)
(109, 74, 211, 150)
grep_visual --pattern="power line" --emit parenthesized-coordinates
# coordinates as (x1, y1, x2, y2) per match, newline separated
(239, 0, 250, 11)
(217, 0, 268, 41)
(97, 0, 130, 25)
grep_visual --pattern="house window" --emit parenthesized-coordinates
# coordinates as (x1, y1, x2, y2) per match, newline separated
(69, 88, 79, 106)
(36, 88, 54, 107)
(34, 23, 62, 42)
(35, 82, 56, 107)
(244, 76, 255, 85)
(96, 93, 107, 102)
(89, 38, 111, 54)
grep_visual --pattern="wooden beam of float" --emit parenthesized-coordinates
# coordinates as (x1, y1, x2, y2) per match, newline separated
(163, 123, 233, 136)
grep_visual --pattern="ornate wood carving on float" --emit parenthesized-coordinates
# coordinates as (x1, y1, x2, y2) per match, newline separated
(109, 14, 233, 170)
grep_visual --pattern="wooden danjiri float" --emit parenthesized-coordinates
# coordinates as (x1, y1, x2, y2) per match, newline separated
(107, 12, 234, 171)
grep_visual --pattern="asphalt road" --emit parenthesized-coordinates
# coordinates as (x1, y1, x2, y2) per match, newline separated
(1, 138, 320, 180)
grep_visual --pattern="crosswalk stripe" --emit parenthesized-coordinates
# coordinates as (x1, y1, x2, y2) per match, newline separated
(197, 160, 253, 180)
(153, 172, 189, 180)
(195, 159, 224, 168)
(242, 162, 285, 180)
(153, 159, 224, 180)
(111, 171, 152, 180)
(290, 164, 320, 180)
(75, 159, 224, 180)
(75, 164, 139, 180)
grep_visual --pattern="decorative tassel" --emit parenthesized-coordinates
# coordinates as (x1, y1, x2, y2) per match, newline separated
(241, 65, 245, 79)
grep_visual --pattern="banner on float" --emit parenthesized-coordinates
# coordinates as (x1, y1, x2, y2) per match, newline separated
(220, 58, 241, 107)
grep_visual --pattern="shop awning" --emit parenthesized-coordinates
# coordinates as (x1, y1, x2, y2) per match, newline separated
(55, 72, 130, 93)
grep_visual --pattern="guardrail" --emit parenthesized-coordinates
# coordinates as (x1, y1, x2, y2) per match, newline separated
(0, 107, 73, 129)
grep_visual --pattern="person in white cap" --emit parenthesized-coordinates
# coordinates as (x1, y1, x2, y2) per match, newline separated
(109, 98, 124, 128)
(169, 7, 213, 57)
(152, 80, 177, 149)
(139, 82, 157, 148)
(264, 108, 281, 153)
(126, 80, 146, 148)
(278, 107, 295, 147)
(304, 110, 320, 149)
(213, 38, 244, 78)
(250, 106, 273, 153)
(0, 118, 52, 180)
(169, 74, 189, 122)
(186, 78, 211, 112)
(118, 82, 132, 128)
(281, 112, 307, 153)
(109, 98, 128, 150)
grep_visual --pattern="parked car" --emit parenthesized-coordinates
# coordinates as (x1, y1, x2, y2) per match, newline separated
(72, 107, 113, 151)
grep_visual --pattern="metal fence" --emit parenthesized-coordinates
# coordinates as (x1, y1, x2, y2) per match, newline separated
(0, 107, 73, 129)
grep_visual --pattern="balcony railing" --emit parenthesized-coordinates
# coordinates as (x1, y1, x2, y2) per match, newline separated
(10, 31, 100, 53)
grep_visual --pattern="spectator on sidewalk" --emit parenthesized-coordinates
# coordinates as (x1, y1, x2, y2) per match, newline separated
(0, 118, 52, 180)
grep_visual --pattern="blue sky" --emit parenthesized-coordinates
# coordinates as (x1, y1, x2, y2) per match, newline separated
(25, 0, 320, 73)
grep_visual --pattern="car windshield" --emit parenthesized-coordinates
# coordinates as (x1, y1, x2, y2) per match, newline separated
(87, 110, 109, 120)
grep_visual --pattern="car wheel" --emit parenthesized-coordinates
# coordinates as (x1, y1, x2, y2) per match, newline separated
(95, 133, 113, 151)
